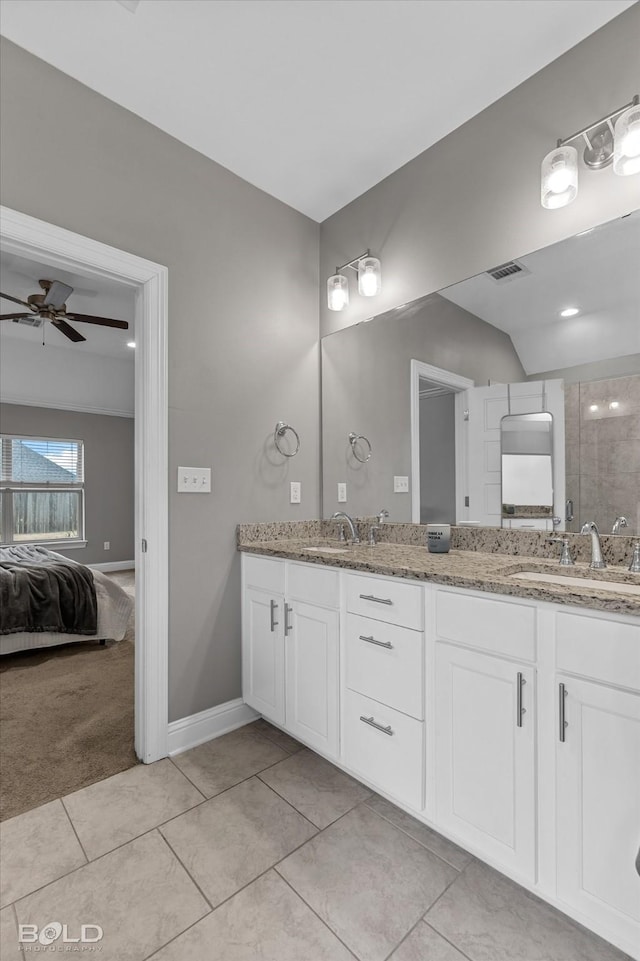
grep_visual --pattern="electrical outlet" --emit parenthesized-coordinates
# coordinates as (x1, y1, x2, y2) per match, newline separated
(177, 467, 211, 493)
(393, 475, 409, 493)
(337, 482, 347, 503)
(103, 541, 110, 551)
(290, 481, 301, 504)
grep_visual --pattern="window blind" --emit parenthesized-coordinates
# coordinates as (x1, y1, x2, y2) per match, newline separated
(1, 436, 84, 486)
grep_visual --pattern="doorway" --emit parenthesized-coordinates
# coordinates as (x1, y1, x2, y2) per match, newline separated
(0, 205, 169, 764)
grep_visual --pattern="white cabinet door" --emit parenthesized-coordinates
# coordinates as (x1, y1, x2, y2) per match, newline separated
(435, 642, 536, 879)
(556, 675, 640, 952)
(243, 587, 285, 725)
(285, 600, 339, 759)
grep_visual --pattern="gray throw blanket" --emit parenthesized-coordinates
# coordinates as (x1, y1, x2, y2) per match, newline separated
(0, 558, 98, 636)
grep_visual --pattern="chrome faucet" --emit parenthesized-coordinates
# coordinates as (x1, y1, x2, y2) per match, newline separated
(546, 536, 574, 566)
(331, 511, 360, 545)
(580, 521, 606, 570)
(611, 516, 628, 535)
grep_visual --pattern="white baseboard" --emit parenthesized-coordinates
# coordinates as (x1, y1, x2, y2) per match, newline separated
(168, 698, 259, 756)
(89, 560, 135, 572)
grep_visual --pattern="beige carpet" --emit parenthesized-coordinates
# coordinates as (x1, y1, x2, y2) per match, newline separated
(0, 570, 138, 822)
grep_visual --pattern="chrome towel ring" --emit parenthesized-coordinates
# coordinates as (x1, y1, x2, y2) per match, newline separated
(349, 432, 372, 463)
(274, 421, 300, 457)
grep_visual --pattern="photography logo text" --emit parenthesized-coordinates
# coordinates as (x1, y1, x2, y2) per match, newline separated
(19, 921, 103, 952)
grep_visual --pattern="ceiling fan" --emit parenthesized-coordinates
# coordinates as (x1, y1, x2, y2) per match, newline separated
(0, 279, 129, 343)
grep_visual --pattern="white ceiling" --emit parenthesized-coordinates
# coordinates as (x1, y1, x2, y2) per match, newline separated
(439, 211, 640, 374)
(0, 0, 633, 221)
(0, 251, 135, 359)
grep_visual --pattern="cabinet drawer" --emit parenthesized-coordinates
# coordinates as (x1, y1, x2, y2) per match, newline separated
(345, 614, 424, 719)
(346, 573, 423, 630)
(435, 589, 536, 661)
(343, 689, 424, 810)
(243, 553, 285, 594)
(556, 611, 640, 692)
(287, 562, 339, 609)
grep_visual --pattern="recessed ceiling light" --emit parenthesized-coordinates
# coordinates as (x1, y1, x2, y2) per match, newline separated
(127, 341, 136, 348)
(589, 404, 599, 412)
(560, 307, 580, 318)
(609, 401, 620, 409)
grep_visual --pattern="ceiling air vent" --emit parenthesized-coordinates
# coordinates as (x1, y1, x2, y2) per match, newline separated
(486, 260, 530, 284)
(13, 316, 43, 328)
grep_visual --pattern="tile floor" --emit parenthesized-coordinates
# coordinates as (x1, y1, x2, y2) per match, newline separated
(0, 720, 632, 961)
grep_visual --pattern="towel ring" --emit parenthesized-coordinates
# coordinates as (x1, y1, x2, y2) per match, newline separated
(349, 432, 372, 463)
(274, 421, 300, 457)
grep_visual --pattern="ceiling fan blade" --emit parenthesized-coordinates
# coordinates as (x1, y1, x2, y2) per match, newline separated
(51, 317, 86, 343)
(0, 313, 32, 320)
(43, 280, 74, 309)
(1, 291, 34, 309)
(66, 313, 129, 329)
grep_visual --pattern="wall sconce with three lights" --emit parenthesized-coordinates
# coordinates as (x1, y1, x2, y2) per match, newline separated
(541, 94, 640, 209)
(327, 250, 381, 311)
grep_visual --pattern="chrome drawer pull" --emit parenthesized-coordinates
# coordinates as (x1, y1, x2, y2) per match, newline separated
(284, 603, 293, 637)
(559, 683, 568, 742)
(359, 593, 393, 605)
(360, 715, 394, 736)
(359, 634, 393, 650)
(516, 672, 526, 727)
(269, 599, 278, 633)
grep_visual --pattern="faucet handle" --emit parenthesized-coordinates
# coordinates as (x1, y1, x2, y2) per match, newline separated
(377, 509, 390, 524)
(629, 540, 640, 574)
(369, 525, 380, 547)
(546, 535, 574, 566)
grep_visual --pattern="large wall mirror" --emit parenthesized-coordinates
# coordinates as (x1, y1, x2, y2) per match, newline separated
(321, 209, 640, 534)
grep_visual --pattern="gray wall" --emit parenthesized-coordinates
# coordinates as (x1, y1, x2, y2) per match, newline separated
(0, 404, 134, 565)
(419, 393, 455, 525)
(0, 39, 320, 722)
(321, 293, 525, 519)
(528, 354, 640, 385)
(320, 4, 640, 337)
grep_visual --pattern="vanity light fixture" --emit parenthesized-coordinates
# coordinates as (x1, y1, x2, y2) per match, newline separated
(541, 94, 639, 209)
(559, 307, 580, 318)
(327, 249, 382, 311)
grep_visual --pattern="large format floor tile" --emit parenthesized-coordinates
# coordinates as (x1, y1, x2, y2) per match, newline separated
(0, 799, 86, 907)
(63, 759, 205, 860)
(278, 803, 458, 961)
(389, 921, 468, 961)
(171, 725, 288, 797)
(259, 748, 372, 828)
(149, 870, 355, 961)
(160, 776, 316, 908)
(250, 718, 304, 754)
(14, 831, 209, 961)
(365, 794, 472, 871)
(426, 859, 633, 961)
(0, 906, 23, 961)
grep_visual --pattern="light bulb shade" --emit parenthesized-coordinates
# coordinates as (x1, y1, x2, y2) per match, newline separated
(358, 256, 382, 297)
(613, 104, 640, 176)
(541, 145, 578, 209)
(327, 273, 349, 311)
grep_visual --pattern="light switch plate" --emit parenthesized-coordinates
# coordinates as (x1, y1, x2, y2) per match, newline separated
(337, 482, 347, 503)
(178, 467, 211, 493)
(290, 481, 301, 504)
(394, 475, 409, 493)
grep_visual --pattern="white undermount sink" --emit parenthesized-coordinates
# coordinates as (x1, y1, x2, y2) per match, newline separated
(510, 570, 640, 597)
(301, 546, 348, 555)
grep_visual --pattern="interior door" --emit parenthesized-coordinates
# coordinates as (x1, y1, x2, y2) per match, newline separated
(243, 587, 285, 724)
(462, 380, 565, 527)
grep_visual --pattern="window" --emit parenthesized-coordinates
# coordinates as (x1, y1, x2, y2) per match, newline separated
(0, 435, 85, 546)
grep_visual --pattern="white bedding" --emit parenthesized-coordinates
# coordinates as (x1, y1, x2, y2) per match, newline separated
(0, 546, 134, 656)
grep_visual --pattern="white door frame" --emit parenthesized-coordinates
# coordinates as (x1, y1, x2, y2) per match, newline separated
(0, 205, 169, 763)
(410, 360, 474, 524)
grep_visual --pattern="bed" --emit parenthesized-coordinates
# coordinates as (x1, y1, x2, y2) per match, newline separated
(0, 545, 134, 656)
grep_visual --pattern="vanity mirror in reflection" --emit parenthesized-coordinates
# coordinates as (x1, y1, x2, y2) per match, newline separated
(501, 413, 554, 521)
(321, 210, 639, 532)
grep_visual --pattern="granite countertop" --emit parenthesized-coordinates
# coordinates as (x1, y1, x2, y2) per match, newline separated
(238, 538, 640, 618)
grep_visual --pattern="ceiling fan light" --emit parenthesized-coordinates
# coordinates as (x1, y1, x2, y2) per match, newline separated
(613, 104, 640, 176)
(541, 145, 578, 209)
(327, 273, 349, 311)
(358, 257, 382, 297)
